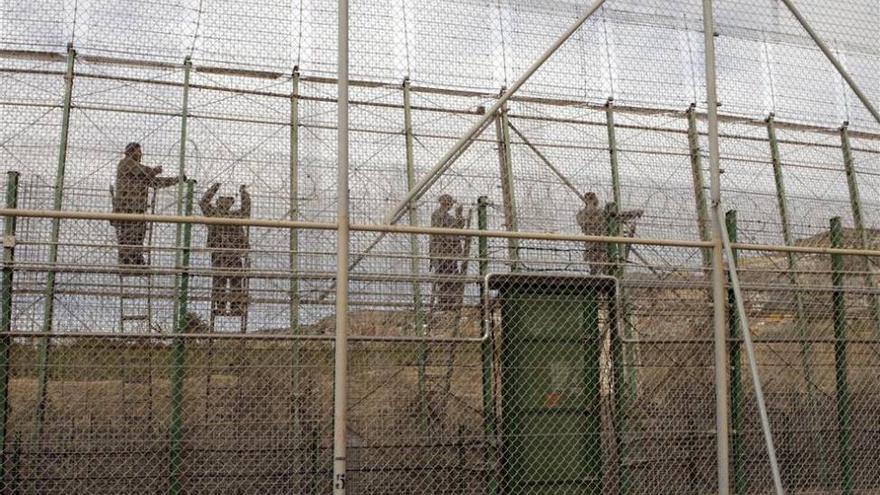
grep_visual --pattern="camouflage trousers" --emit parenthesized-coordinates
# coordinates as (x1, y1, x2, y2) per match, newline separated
(211, 252, 248, 316)
(431, 259, 463, 311)
(113, 220, 148, 266)
(584, 242, 606, 275)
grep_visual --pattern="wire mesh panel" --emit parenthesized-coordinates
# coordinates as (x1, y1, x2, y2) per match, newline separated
(3, 0, 880, 493)
(5, 334, 331, 494)
(733, 242, 880, 494)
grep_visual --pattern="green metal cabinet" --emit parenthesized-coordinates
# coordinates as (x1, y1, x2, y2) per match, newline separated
(489, 274, 616, 495)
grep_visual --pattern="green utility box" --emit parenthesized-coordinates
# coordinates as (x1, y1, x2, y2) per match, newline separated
(488, 274, 617, 495)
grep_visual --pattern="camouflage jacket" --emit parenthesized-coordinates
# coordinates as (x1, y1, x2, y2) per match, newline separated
(429, 209, 465, 262)
(112, 157, 179, 214)
(200, 186, 251, 251)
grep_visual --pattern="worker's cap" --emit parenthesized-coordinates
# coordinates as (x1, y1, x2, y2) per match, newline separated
(124, 142, 142, 154)
(438, 194, 454, 204)
(583, 191, 597, 201)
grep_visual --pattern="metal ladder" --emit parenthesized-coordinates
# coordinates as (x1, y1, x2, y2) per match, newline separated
(208, 229, 251, 335)
(118, 271, 154, 333)
(205, 236, 250, 422)
(117, 191, 157, 334)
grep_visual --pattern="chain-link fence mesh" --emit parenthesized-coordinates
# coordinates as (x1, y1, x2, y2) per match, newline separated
(2, 0, 880, 493)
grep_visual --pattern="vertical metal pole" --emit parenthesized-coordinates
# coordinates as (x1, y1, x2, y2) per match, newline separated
(0, 171, 20, 485)
(289, 69, 302, 443)
(725, 210, 746, 495)
(404, 78, 429, 432)
(700, 2, 731, 493)
(493, 100, 520, 270)
(403, 78, 423, 323)
(766, 114, 815, 394)
(172, 57, 192, 325)
(176, 57, 192, 217)
(605, 202, 629, 495)
(333, 0, 351, 492)
(34, 43, 76, 445)
(719, 211, 785, 495)
(290, 68, 301, 336)
(829, 216, 853, 495)
(605, 98, 622, 209)
(605, 99, 637, 392)
(477, 196, 497, 495)
(839, 124, 880, 333)
(686, 104, 712, 270)
(168, 180, 194, 495)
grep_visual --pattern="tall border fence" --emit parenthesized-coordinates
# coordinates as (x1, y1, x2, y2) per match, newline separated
(2, 1, 880, 494)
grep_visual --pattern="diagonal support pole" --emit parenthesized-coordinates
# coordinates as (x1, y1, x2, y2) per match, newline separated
(383, 0, 608, 225)
(507, 121, 584, 202)
(778, 0, 880, 126)
(717, 208, 786, 495)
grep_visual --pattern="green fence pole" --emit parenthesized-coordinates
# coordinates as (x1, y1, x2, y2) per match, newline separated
(477, 196, 497, 495)
(725, 210, 746, 495)
(172, 57, 192, 325)
(0, 171, 20, 485)
(175, 57, 192, 217)
(605, 202, 628, 495)
(493, 100, 520, 270)
(34, 43, 76, 447)
(686, 105, 712, 270)
(767, 114, 826, 484)
(840, 124, 880, 334)
(829, 217, 853, 495)
(605, 99, 622, 208)
(606, 101, 638, 412)
(169, 180, 195, 495)
(766, 115, 815, 395)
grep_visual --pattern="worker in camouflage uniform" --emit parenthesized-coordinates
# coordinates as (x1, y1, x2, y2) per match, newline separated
(110, 142, 185, 266)
(429, 194, 466, 310)
(576, 191, 643, 275)
(200, 182, 251, 316)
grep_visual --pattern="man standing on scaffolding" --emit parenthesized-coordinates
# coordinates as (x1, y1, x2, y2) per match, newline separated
(200, 182, 251, 317)
(110, 142, 185, 266)
(576, 191, 642, 275)
(429, 194, 466, 311)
